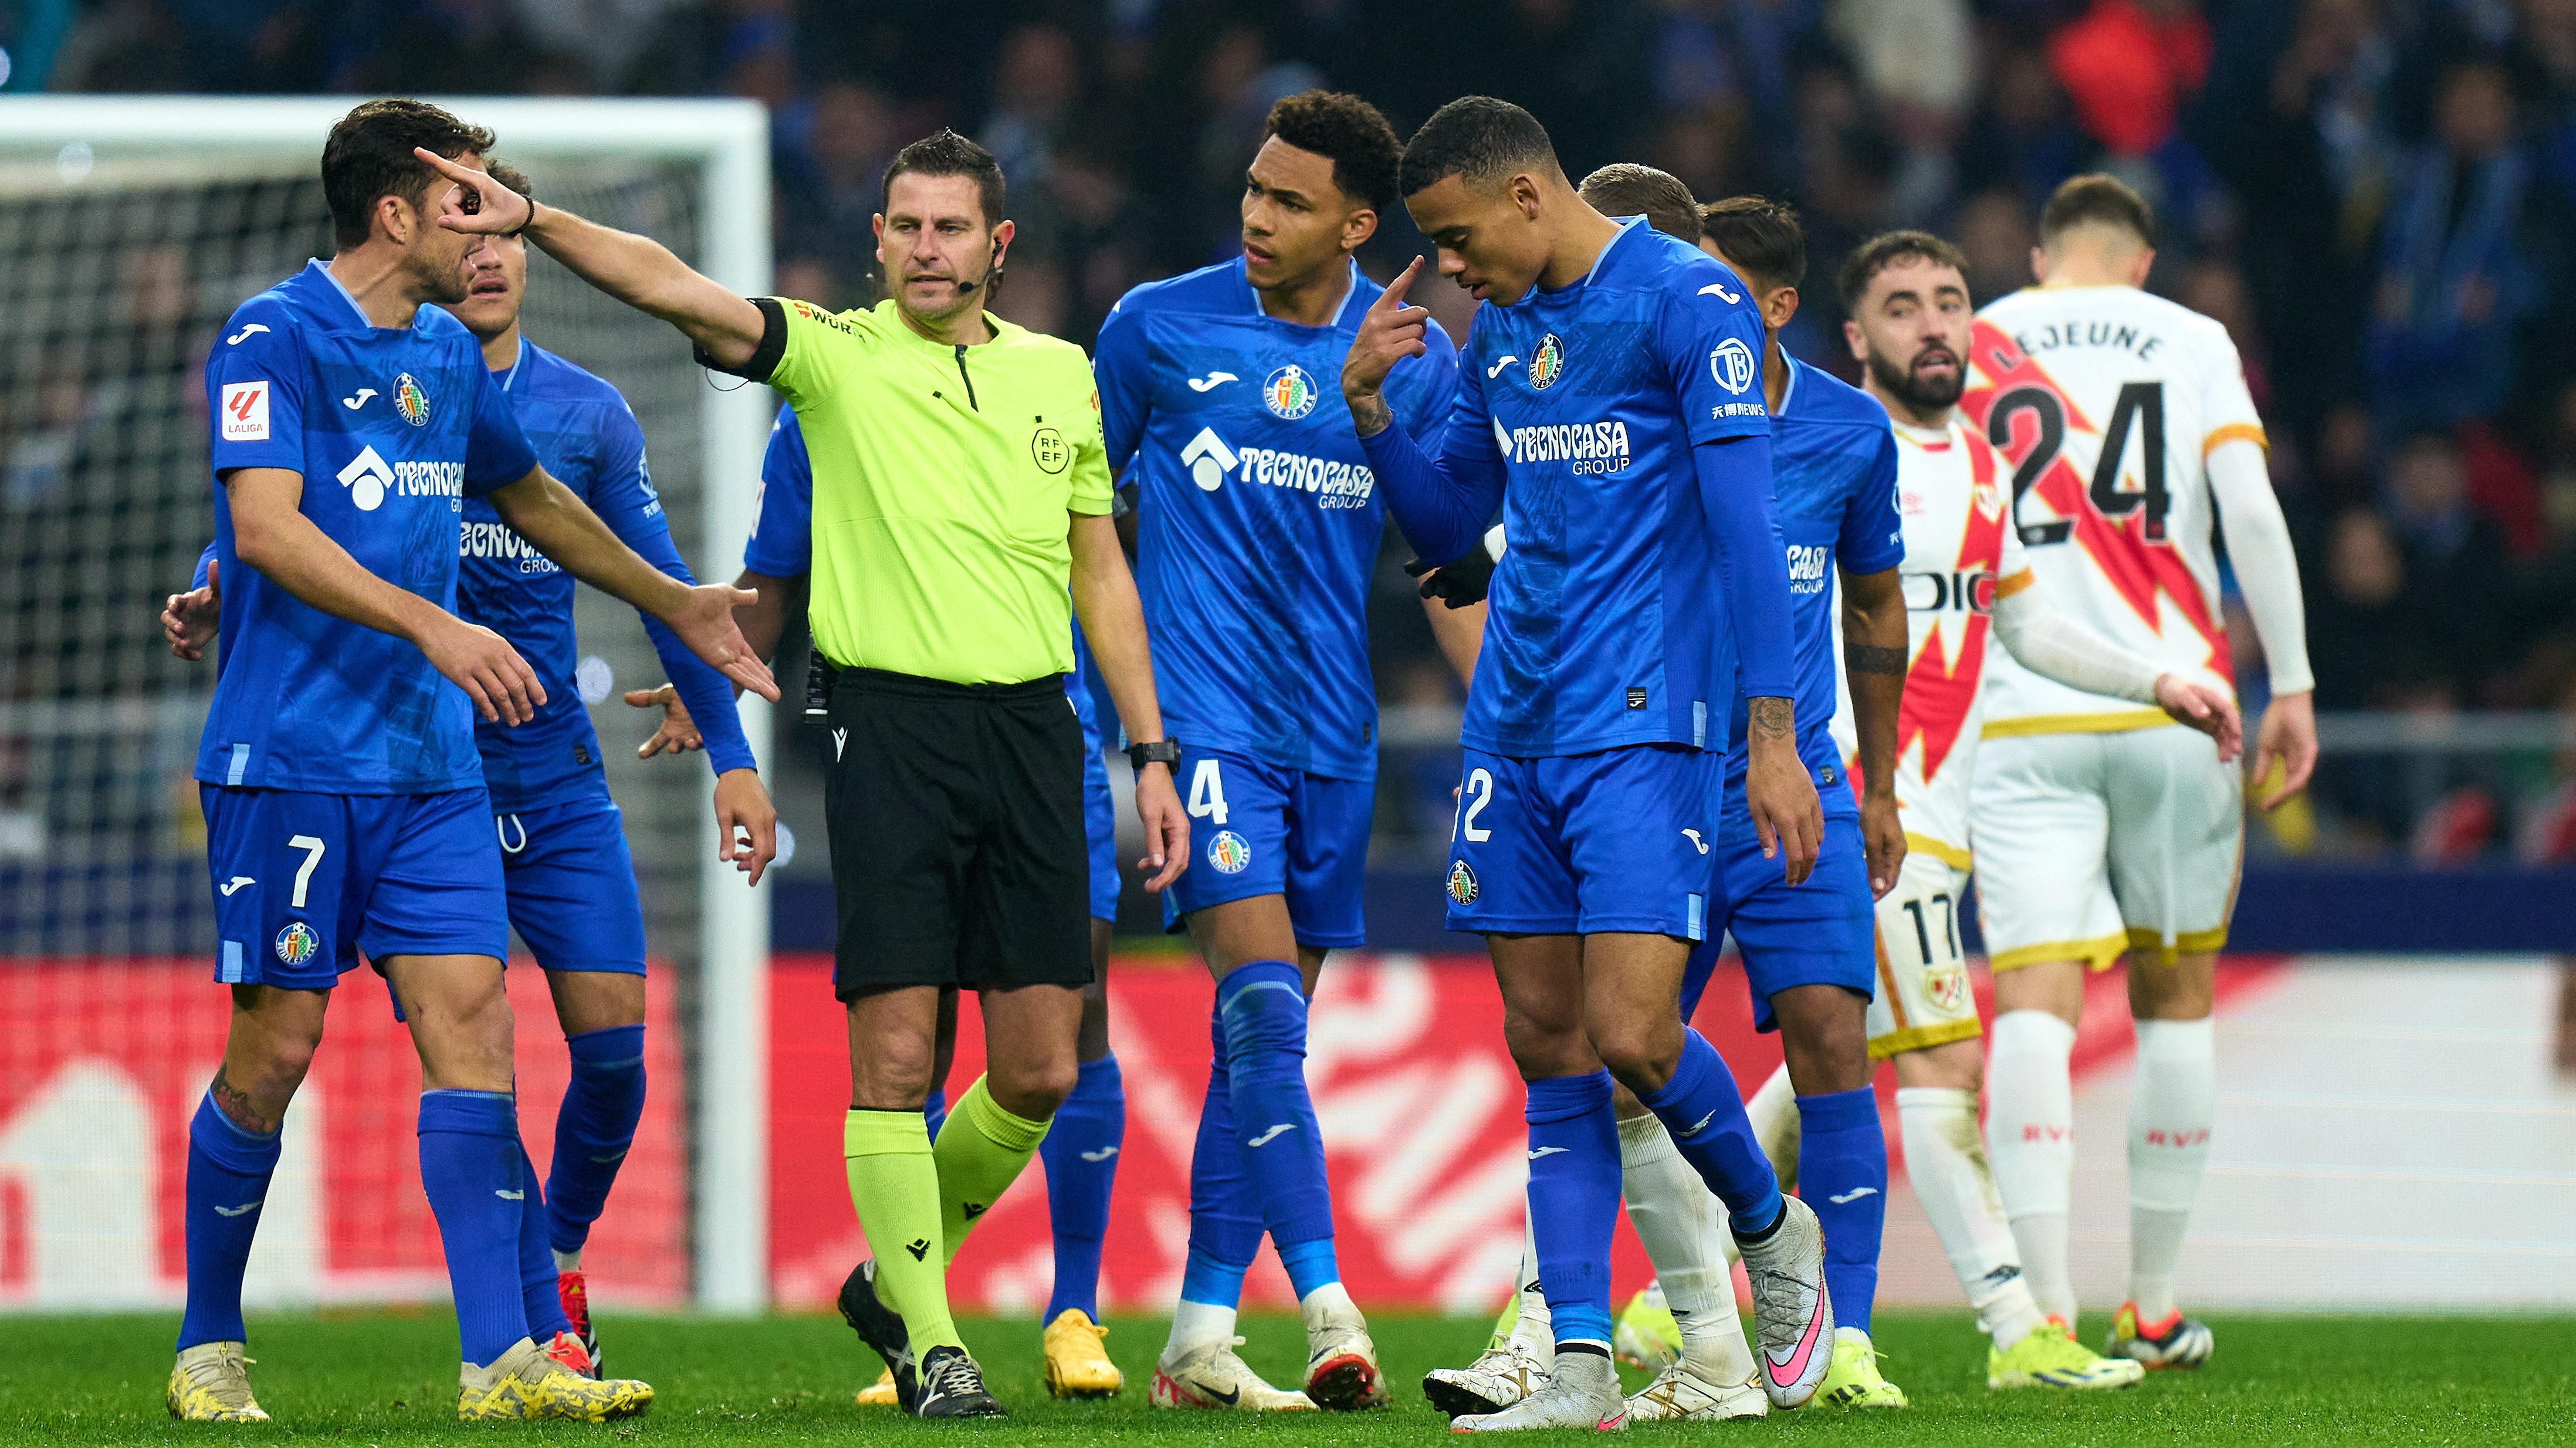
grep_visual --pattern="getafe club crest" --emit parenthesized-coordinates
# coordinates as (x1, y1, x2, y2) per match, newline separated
(1447, 859, 1480, 905)
(1262, 364, 1318, 419)
(1208, 830, 1253, 874)
(394, 372, 431, 426)
(1526, 333, 1566, 390)
(274, 920, 320, 966)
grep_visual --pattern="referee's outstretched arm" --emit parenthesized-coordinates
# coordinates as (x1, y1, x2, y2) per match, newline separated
(1069, 511, 1190, 893)
(417, 148, 766, 369)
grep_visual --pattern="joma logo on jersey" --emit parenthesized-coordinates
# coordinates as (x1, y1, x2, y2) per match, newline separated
(461, 520, 561, 575)
(1786, 543, 1830, 593)
(1902, 570, 1995, 614)
(393, 372, 431, 426)
(1506, 419, 1630, 475)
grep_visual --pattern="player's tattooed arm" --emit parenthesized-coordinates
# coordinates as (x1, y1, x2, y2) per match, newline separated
(1748, 695, 1795, 740)
(1840, 564, 1908, 896)
(208, 1068, 276, 1136)
(1844, 643, 1904, 675)
(1342, 258, 1430, 438)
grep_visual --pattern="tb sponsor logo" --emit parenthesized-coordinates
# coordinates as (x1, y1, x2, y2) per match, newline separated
(1710, 337, 1758, 394)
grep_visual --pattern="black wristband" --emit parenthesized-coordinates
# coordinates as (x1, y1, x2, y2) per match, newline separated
(1125, 739, 1180, 770)
(502, 197, 537, 239)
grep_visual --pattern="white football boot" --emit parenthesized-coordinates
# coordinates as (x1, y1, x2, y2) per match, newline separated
(1149, 1337, 1316, 1411)
(1451, 1349, 1627, 1433)
(1624, 1358, 1769, 1423)
(1737, 1195, 1835, 1408)
(1424, 1333, 1552, 1419)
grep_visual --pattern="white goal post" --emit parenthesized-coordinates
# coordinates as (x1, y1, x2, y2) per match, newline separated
(0, 95, 775, 1314)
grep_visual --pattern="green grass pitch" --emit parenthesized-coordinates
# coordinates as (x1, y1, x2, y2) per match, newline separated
(7, 1310, 2570, 1444)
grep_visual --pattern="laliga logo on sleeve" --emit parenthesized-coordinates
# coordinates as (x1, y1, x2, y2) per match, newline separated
(1710, 338, 1758, 394)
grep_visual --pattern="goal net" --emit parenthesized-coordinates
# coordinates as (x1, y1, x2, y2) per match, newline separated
(0, 96, 773, 1313)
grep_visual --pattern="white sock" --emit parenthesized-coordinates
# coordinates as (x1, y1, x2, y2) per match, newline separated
(1617, 1112, 1754, 1385)
(551, 1248, 581, 1273)
(1165, 1299, 1237, 1359)
(1744, 1063, 1801, 1190)
(1897, 1086, 2047, 1349)
(1987, 1009, 2078, 1325)
(1299, 1279, 1362, 1336)
(2125, 1017, 2215, 1323)
(1508, 1198, 1552, 1360)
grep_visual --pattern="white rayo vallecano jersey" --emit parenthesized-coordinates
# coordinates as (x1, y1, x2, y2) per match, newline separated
(1961, 286, 2263, 732)
(1830, 415, 2030, 863)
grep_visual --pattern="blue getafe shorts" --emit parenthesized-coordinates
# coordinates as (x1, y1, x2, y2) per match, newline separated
(1162, 744, 1369, 949)
(1679, 766, 1875, 1031)
(203, 784, 507, 990)
(1444, 743, 1715, 940)
(1084, 741, 1119, 924)
(494, 793, 649, 975)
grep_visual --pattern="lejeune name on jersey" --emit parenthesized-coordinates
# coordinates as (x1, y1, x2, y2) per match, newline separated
(461, 518, 561, 574)
(2010, 316, 2166, 363)
(1176, 425, 1374, 508)
(1495, 416, 1632, 473)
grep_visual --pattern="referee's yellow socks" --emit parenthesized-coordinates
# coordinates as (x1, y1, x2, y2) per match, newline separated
(842, 1109, 959, 1362)
(933, 1074, 1051, 1266)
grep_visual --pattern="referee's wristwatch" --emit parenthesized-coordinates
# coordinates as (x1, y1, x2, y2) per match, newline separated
(1125, 739, 1180, 771)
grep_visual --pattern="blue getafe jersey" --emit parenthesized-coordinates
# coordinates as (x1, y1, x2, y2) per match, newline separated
(457, 339, 754, 809)
(1726, 357, 1903, 776)
(746, 404, 1106, 750)
(197, 260, 536, 794)
(1437, 219, 1775, 757)
(1094, 258, 1458, 780)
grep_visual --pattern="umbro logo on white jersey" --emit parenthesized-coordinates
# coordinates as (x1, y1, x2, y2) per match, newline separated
(1697, 282, 1742, 304)
(220, 876, 256, 895)
(342, 388, 377, 410)
(1485, 355, 1519, 379)
(225, 323, 270, 346)
(1527, 1146, 1568, 1160)
(1683, 829, 1708, 855)
(1186, 370, 1238, 392)
(1828, 1187, 1879, 1204)
(1246, 1124, 1296, 1148)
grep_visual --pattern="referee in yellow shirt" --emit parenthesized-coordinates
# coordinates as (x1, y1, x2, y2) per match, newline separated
(421, 134, 1189, 1419)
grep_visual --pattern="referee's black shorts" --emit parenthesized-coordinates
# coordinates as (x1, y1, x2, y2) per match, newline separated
(821, 665, 1091, 999)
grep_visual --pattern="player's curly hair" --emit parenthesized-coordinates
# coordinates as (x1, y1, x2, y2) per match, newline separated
(1264, 91, 1403, 214)
(1397, 96, 1559, 198)
(1699, 195, 1806, 292)
(1577, 164, 1700, 244)
(323, 98, 497, 251)
(881, 128, 1007, 228)
(1838, 229, 1970, 312)
(2040, 173, 2154, 249)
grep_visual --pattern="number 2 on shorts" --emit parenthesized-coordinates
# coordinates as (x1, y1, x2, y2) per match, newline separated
(1458, 767, 1495, 843)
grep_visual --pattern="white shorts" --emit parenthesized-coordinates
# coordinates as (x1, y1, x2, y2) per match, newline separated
(1864, 850, 1979, 1059)
(1968, 724, 2244, 973)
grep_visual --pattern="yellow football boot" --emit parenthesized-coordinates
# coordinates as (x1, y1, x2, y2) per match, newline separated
(456, 1336, 652, 1422)
(1613, 1283, 1683, 1371)
(855, 1367, 902, 1406)
(1988, 1320, 2145, 1389)
(167, 1342, 269, 1422)
(1816, 1327, 1908, 1408)
(1042, 1308, 1125, 1398)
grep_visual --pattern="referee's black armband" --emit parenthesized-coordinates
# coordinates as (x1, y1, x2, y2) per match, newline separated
(695, 296, 787, 383)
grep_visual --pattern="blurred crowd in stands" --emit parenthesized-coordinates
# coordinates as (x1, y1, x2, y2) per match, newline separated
(12, 0, 2576, 855)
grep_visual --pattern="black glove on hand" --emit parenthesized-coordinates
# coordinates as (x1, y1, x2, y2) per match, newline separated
(1404, 544, 1496, 609)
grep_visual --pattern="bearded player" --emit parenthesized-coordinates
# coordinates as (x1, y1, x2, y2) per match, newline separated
(1961, 176, 2313, 1369)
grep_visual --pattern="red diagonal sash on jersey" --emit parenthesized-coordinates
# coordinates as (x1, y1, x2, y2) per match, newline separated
(1895, 431, 2003, 781)
(1958, 320, 2229, 679)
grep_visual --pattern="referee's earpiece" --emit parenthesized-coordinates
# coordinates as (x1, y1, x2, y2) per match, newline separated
(954, 235, 1003, 296)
